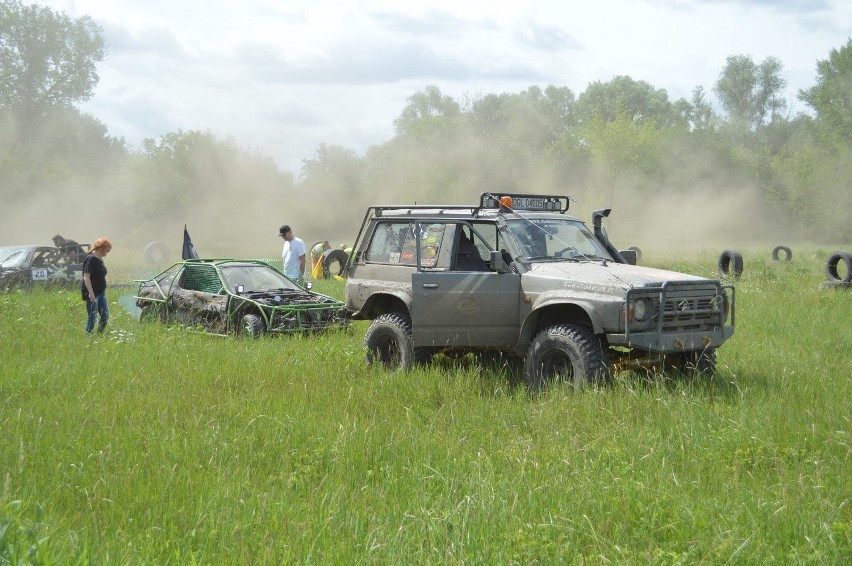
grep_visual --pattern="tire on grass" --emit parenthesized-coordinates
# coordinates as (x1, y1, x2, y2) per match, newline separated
(771, 245, 792, 262)
(825, 251, 852, 283)
(364, 312, 430, 370)
(322, 248, 350, 279)
(718, 249, 744, 278)
(524, 324, 610, 392)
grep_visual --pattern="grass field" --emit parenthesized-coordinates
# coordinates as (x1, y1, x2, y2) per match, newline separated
(1, 248, 850, 564)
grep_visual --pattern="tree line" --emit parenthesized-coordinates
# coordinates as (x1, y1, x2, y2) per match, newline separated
(2, 0, 850, 247)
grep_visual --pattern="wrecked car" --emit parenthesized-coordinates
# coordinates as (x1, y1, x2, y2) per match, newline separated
(134, 258, 349, 337)
(0, 244, 89, 291)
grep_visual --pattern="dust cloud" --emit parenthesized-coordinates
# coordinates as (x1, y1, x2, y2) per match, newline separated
(0, 126, 823, 278)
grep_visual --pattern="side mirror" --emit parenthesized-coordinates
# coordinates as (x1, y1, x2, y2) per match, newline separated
(619, 249, 638, 265)
(305, 281, 313, 290)
(235, 284, 244, 294)
(489, 250, 511, 273)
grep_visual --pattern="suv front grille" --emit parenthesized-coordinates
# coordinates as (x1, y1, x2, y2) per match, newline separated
(627, 281, 732, 334)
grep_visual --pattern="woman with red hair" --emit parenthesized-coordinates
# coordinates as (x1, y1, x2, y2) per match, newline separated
(82, 237, 112, 334)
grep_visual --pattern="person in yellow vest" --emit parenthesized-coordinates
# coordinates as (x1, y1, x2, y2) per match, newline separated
(311, 241, 330, 280)
(311, 241, 330, 270)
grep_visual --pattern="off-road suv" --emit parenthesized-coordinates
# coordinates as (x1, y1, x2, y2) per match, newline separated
(343, 193, 735, 390)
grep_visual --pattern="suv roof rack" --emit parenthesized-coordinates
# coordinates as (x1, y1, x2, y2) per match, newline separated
(372, 205, 476, 217)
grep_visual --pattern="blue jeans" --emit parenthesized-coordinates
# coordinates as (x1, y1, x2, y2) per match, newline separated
(86, 292, 109, 333)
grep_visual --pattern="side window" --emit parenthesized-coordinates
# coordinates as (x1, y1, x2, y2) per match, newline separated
(419, 223, 450, 269)
(365, 222, 450, 269)
(470, 222, 499, 262)
(454, 224, 490, 271)
(180, 265, 222, 294)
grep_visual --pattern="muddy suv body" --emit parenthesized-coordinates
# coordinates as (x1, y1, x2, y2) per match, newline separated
(344, 193, 735, 389)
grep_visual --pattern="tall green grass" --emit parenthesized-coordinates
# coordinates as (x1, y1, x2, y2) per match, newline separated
(1, 249, 850, 564)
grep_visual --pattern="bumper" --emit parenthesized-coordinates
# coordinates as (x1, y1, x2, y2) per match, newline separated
(607, 325, 735, 353)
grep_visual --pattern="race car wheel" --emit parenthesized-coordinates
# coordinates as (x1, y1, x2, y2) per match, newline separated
(364, 312, 417, 370)
(524, 324, 610, 392)
(139, 306, 164, 323)
(238, 314, 265, 339)
(718, 249, 744, 278)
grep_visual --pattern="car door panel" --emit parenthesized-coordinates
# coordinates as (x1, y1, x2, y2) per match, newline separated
(411, 271, 521, 348)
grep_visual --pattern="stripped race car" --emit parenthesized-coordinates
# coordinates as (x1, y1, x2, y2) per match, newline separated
(134, 259, 349, 337)
(0, 244, 89, 291)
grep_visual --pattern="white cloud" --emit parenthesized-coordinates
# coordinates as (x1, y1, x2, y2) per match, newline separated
(35, 0, 852, 171)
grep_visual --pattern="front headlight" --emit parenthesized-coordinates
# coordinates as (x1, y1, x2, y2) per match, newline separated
(634, 299, 648, 321)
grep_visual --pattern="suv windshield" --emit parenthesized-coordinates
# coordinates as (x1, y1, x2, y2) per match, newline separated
(506, 217, 612, 261)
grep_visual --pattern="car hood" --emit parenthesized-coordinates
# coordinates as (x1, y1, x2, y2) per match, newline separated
(524, 260, 708, 294)
(0, 266, 26, 276)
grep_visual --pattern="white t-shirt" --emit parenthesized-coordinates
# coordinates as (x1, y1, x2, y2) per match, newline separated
(281, 237, 306, 279)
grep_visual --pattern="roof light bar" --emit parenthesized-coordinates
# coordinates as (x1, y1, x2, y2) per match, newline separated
(479, 193, 570, 212)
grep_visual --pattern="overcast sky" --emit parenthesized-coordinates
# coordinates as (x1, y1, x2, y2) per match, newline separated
(38, 0, 852, 173)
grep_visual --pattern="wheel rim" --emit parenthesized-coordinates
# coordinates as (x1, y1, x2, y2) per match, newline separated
(538, 350, 578, 386)
(373, 334, 401, 367)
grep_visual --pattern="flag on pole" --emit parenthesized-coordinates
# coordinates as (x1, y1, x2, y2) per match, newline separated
(182, 224, 199, 259)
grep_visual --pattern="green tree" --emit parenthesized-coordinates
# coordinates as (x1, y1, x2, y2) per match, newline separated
(673, 86, 717, 134)
(0, 0, 105, 118)
(798, 38, 852, 145)
(713, 54, 787, 130)
(575, 75, 678, 127)
(393, 85, 460, 137)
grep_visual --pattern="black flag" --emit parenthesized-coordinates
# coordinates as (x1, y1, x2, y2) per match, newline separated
(182, 224, 199, 259)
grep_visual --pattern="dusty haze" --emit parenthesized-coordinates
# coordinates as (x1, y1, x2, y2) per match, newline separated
(1, 155, 797, 276)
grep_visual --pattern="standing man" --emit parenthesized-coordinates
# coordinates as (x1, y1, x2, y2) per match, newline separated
(279, 224, 306, 285)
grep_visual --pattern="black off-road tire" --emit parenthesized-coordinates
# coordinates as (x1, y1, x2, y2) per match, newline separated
(364, 312, 429, 370)
(238, 314, 265, 339)
(668, 347, 717, 376)
(718, 249, 744, 278)
(771, 245, 792, 262)
(825, 251, 852, 283)
(524, 324, 611, 392)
